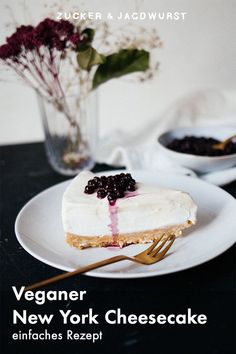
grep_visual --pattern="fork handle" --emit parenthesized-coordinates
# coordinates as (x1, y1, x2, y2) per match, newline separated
(25, 255, 128, 291)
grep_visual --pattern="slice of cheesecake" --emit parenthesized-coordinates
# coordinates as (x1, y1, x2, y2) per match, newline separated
(62, 171, 197, 249)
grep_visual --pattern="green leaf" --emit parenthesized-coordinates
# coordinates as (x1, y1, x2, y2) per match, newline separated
(81, 28, 95, 44)
(92, 49, 150, 89)
(77, 28, 95, 51)
(77, 46, 105, 71)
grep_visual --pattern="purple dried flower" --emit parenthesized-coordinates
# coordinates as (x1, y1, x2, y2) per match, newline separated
(0, 17, 82, 111)
(34, 18, 59, 49)
(34, 18, 79, 50)
(0, 44, 13, 59)
(68, 33, 81, 47)
(0, 18, 81, 60)
(55, 19, 74, 37)
(7, 25, 34, 45)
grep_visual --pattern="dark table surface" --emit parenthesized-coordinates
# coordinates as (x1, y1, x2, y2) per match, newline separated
(0, 142, 235, 354)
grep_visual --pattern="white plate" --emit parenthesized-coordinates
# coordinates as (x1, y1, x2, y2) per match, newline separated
(15, 170, 236, 278)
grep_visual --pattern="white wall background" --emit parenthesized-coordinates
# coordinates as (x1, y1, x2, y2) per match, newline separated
(0, 0, 235, 145)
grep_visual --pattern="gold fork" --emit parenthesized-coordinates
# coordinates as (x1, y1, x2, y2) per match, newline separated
(25, 234, 175, 291)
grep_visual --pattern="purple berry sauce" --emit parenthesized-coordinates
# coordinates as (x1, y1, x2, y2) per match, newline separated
(84, 173, 138, 245)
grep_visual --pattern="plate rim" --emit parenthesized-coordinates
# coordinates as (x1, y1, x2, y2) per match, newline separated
(14, 169, 236, 279)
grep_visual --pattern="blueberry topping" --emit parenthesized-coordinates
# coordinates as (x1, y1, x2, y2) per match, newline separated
(127, 184, 136, 192)
(116, 190, 125, 198)
(120, 178, 127, 188)
(88, 179, 98, 188)
(97, 188, 107, 199)
(84, 185, 95, 194)
(107, 192, 117, 204)
(108, 176, 116, 182)
(84, 172, 137, 201)
(167, 136, 236, 157)
(106, 179, 113, 188)
(98, 179, 106, 188)
(112, 184, 120, 192)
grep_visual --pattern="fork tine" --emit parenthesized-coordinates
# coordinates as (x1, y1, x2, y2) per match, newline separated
(153, 236, 176, 260)
(146, 234, 166, 255)
(135, 234, 165, 258)
(150, 236, 170, 257)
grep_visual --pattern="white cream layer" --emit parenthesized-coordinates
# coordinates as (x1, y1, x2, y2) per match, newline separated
(62, 171, 197, 236)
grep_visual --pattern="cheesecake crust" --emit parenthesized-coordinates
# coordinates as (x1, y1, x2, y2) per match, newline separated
(66, 221, 193, 249)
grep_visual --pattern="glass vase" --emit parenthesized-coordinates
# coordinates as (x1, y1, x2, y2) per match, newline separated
(37, 92, 97, 176)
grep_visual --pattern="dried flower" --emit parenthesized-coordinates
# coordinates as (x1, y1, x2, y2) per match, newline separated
(34, 18, 76, 50)
(0, 18, 82, 110)
(0, 19, 80, 61)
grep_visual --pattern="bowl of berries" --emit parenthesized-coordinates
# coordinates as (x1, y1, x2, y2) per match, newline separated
(157, 126, 236, 173)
